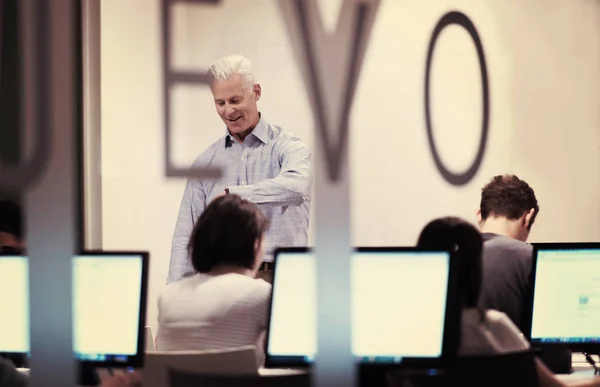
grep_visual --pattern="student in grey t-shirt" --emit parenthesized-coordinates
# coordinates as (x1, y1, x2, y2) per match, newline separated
(476, 174, 571, 374)
(475, 175, 538, 331)
(478, 232, 533, 333)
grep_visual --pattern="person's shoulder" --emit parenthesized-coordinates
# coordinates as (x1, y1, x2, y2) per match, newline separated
(483, 309, 530, 351)
(160, 274, 202, 299)
(191, 135, 228, 167)
(484, 309, 525, 338)
(266, 123, 308, 146)
(485, 309, 515, 325)
(254, 277, 272, 297)
(484, 233, 531, 249)
(483, 234, 532, 257)
(238, 275, 272, 293)
(231, 275, 272, 302)
(463, 309, 519, 331)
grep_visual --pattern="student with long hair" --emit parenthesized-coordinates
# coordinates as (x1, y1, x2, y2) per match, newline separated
(417, 217, 600, 387)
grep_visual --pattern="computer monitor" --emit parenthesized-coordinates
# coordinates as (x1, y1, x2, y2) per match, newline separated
(0, 251, 149, 372)
(265, 247, 459, 368)
(0, 254, 29, 367)
(527, 243, 600, 352)
(73, 251, 149, 368)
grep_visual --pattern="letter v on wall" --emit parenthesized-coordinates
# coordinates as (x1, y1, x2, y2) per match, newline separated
(278, 0, 380, 182)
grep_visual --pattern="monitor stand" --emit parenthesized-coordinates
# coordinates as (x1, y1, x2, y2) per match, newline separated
(78, 363, 100, 386)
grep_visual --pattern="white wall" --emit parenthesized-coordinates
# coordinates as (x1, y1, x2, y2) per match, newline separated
(99, 0, 600, 335)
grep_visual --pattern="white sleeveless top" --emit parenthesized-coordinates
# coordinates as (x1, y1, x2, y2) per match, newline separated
(156, 273, 271, 354)
(459, 309, 530, 356)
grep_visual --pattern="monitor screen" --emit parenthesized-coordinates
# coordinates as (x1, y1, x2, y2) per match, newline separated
(0, 252, 148, 368)
(73, 253, 147, 367)
(0, 255, 29, 355)
(529, 244, 600, 348)
(266, 248, 453, 367)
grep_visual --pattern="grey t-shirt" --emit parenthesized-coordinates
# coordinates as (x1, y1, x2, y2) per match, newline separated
(477, 233, 533, 333)
(477, 233, 572, 373)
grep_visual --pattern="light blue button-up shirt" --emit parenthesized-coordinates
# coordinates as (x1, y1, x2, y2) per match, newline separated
(167, 116, 312, 283)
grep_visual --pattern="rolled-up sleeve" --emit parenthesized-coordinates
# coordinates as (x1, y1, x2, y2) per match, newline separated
(228, 137, 312, 206)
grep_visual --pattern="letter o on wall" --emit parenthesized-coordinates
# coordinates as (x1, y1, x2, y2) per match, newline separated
(424, 11, 489, 186)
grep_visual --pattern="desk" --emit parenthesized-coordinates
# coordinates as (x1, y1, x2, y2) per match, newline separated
(19, 367, 306, 378)
(573, 353, 600, 372)
(556, 370, 597, 382)
(16, 368, 29, 376)
(259, 368, 306, 376)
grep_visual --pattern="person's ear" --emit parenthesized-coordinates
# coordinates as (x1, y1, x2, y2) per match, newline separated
(523, 208, 535, 229)
(253, 84, 261, 101)
(254, 238, 260, 254)
(253, 236, 265, 270)
(476, 209, 483, 227)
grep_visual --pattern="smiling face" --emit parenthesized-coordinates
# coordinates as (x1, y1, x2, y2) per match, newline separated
(211, 74, 261, 141)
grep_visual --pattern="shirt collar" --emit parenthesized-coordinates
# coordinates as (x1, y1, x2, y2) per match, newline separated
(224, 113, 269, 147)
(251, 115, 269, 144)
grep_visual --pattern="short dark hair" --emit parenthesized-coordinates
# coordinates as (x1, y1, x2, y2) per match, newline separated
(188, 195, 269, 273)
(417, 217, 483, 310)
(480, 174, 539, 229)
(0, 199, 23, 240)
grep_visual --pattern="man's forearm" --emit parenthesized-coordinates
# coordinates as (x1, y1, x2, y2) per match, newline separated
(227, 178, 309, 206)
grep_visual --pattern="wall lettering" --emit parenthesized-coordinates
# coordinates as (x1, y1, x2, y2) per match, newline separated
(424, 10, 489, 186)
(278, 0, 380, 182)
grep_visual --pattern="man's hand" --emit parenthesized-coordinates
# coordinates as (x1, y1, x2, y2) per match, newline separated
(100, 372, 142, 387)
(209, 189, 228, 204)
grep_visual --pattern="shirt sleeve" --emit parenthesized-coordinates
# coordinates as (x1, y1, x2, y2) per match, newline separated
(167, 177, 206, 284)
(227, 136, 312, 206)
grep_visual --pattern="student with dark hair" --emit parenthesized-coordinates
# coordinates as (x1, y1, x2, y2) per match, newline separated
(156, 195, 271, 358)
(478, 174, 539, 239)
(417, 217, 527, 354)
(417, 217, 600, 387)
(477, 174, 571, 373)
(0, 199, 24, 254)
(476, 174, 538, 329)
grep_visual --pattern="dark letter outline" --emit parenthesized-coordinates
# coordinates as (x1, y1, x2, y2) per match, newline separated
(424, 10, 490, 186)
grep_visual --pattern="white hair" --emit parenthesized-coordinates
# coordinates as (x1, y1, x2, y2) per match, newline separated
(207, 55, 256, 89)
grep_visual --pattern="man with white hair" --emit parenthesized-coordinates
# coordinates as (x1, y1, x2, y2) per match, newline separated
(167, 55, 312, 284)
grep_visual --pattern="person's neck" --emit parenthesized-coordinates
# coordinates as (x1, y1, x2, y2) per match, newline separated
(480, 217, 518, 240)
(230, 113, 260, 143)
(231, 128, 253, 143)
(208, 264, 254, 277)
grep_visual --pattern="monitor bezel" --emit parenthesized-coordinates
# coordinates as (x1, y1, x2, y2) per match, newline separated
(525, 242, 600, 352)
(264, 246, 459, 370)
(75, 250, 150, 369)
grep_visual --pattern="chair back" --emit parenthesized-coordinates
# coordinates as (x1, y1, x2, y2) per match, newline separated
(168, 368, 310, 387)
(145, 326, 156, 352)
(143, 346, 259, 387)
